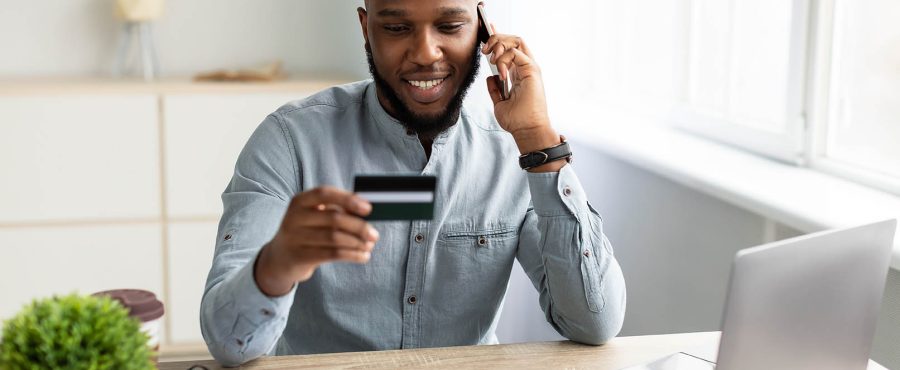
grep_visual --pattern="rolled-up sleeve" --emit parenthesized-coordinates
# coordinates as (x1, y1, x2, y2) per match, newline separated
(515, 164, 627, 345)
(199, 113, 300, 367)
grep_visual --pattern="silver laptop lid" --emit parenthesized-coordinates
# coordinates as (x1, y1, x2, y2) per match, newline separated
(716, 219, 897, 370)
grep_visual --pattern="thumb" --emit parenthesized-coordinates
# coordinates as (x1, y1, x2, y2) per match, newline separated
(486, 75, 503, 105)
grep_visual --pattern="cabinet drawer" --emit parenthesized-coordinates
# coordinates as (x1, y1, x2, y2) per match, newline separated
(166, 221, 217, 344)
(163, 93, 310, 218)
(0, 224, 164, 321)
(0, 95, 161, 223)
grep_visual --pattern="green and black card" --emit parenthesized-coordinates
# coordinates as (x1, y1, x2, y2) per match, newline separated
(353, 175, 437, 221)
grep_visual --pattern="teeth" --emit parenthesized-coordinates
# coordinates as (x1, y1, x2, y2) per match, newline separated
(407, 79, 444, 90)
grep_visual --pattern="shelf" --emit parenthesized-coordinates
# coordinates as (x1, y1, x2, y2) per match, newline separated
(0, 75, 357, 96)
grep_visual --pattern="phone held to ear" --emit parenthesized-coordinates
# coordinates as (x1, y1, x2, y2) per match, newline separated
(477, 4, 511, 101)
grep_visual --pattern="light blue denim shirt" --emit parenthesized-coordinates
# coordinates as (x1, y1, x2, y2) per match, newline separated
(200, 80, 626, 366)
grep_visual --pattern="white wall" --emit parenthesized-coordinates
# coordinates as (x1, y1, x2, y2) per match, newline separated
(496, 141, 766, 343)
(0, 0, 594, 84)
(497, 142, 900, 369)
(0, 0, 369, 78)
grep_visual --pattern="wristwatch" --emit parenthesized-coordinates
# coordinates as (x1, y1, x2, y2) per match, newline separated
(518, 135, 573, 170)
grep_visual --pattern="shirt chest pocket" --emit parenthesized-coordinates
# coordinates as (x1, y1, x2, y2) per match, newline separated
(440, 225, 519, 249)
(434, 224, 520, 285)
(429, 223, 521, 333)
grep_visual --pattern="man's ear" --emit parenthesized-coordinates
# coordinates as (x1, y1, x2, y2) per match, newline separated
(357, 7, 369, 45)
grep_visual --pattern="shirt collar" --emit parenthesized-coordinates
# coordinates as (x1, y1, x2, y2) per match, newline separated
(364, 81, 460, 145)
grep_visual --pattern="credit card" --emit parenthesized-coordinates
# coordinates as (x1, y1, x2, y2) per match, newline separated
(353, 175, 437, 221)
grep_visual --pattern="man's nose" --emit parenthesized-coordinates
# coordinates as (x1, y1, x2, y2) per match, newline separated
(408, 29, 443, 66)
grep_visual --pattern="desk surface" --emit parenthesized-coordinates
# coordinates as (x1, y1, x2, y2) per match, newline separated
(158, 332, 885, 369)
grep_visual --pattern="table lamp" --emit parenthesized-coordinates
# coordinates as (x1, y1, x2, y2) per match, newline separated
(113, 0, 164, 81)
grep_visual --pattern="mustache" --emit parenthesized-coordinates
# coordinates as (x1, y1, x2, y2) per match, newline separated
(364, 43, 453, 76)
(364, 39, 482, 138)
(400, 67, 453, 75)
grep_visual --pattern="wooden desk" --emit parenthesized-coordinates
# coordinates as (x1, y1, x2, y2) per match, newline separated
(158, 332, 886, 369)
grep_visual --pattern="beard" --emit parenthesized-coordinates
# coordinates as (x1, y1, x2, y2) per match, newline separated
(366, 42, 481, 138)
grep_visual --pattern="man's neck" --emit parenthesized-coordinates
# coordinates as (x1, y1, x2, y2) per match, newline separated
(419, 138, 433, 160)
(375, 86, 440, 160)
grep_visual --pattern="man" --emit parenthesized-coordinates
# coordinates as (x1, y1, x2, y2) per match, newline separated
(200, 0, 626, 366)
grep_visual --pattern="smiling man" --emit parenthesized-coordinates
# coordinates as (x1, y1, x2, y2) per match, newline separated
(199, 0, 626, 366)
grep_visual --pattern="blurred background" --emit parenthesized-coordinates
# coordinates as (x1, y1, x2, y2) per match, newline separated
(1, 0, 899, 367)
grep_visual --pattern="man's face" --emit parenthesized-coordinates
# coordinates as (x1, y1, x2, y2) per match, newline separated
(359, 0, 482, 138)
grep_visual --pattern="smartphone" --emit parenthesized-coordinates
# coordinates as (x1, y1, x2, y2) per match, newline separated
(477, 4, 511, 100)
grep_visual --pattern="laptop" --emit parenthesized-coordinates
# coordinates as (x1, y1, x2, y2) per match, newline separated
(627, 219, 897, 370)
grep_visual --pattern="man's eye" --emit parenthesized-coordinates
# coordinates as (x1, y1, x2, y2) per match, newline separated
(384, 25, 409, 33)
(439, 23, 464, 33)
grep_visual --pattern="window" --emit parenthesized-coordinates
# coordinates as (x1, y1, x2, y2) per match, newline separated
(813, 0, 900, 194)
(512, 0, 900, 196)
(671, 0, 810, 165)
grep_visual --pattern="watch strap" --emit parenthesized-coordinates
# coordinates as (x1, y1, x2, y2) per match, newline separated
(518, 137, 573, 170)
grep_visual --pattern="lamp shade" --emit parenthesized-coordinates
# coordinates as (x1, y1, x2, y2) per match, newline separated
(115, 0, 164, 21)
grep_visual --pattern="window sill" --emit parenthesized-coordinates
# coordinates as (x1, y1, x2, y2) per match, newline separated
(554, 109, 900, 271)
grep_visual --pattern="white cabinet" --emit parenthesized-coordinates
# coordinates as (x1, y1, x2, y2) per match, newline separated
(0, 95, 161, 223)
(163, 93, 308, 219)
(166, 221, 217, 344)
(0, 80, 346, 356)
(163, 92, 312, 346)
(0, 224, 164, 320)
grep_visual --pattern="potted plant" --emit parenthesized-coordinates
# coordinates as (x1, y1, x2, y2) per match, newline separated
(0, 293, 155, 370)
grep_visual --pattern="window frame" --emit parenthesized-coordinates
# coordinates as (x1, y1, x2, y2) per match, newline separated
(805, 0, 900, 196)
(670, 0, 812, 166)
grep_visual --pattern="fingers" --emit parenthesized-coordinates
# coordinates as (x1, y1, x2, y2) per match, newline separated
(481, 33, 533, 63)
(481, 27, 511, 56)
(494, 48, 536, 82)
(486, 75, 503, 105)
(276, 225, 374, 254)
(280, 208, 379, 253)
(292, 186, 372, 217)
(265, 187, 382, 286)
(303, 228, 376, 251)
(278, 186, 380, 255)
(294, 247, 372, 265)
(289, 208, 379, 242)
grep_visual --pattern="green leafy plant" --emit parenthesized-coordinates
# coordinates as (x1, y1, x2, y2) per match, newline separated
(0, 293, 155, 370)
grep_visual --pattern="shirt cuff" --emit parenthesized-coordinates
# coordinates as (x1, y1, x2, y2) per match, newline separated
(227, 253, 296, 325)
(526, 164, 590, 218)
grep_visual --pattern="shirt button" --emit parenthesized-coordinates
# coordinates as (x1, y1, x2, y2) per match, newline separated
(414, 233, 424, 243)
(261, 308, 272, 316)
(223, 234, 233, 241)
(407, 295, 417, 304)
(583, 249, 591, 258)
(563, 186, 573, 197)
(478, 236, 487, 246)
